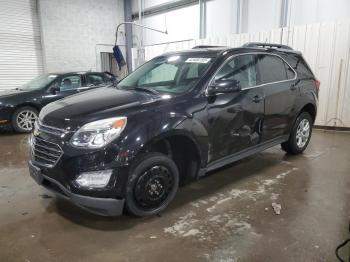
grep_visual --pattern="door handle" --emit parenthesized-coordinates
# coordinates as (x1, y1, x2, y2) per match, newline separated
(252, 95, 263, 103)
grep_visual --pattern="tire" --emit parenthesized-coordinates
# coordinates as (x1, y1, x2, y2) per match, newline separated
(12, 106, 38, 133)
(281, 112, 313, 154)
(125, 152, 179, 217)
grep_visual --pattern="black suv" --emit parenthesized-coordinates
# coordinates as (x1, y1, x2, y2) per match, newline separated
(28, 43, 319, 217)
(0, 71, 115, 133)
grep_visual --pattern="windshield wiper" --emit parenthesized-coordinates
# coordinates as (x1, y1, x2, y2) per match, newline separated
(116, 85, 160, 95)
(133, 86, 160, 95)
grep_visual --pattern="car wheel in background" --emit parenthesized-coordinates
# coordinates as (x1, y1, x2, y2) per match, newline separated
(12, 106, 38, 133)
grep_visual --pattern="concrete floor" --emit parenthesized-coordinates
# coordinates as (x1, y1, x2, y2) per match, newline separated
(0, 130, 349, 262)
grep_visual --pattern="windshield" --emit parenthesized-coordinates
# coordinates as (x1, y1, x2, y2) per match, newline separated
(20, 74, 58, 90)
(117, 55, 214, 94)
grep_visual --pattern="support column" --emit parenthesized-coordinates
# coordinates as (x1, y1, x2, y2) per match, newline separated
(199, 0, 206, 39)
(123, 0, 133, 71)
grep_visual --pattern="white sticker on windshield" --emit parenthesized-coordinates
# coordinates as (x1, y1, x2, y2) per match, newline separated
(185, 58, 211, 64)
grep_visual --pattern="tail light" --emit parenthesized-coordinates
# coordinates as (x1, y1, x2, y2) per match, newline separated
(315, 79, 320, 92)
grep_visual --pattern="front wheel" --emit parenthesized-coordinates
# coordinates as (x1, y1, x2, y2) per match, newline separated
(125, 153, 179, 217)
(281, 112, 313, 154)
(12, 106, 38, 133)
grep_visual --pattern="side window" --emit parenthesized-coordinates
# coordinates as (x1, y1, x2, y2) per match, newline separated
(86, 74, 105, 86)
(285, 62, 295, 79)
(257, 54, 295, 84)
(103, 73, 114, 84)
(214, 54, 257, 89)
(138, 63, 178, 85)
(285, 54, 313, 79)
(58, 75, 81, 91)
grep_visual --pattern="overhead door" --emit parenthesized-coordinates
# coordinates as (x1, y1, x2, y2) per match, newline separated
(0, 0, 43, 90)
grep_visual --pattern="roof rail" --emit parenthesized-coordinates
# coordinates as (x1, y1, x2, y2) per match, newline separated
(192, 45, 224, 49)
(243, 42, 293, 50)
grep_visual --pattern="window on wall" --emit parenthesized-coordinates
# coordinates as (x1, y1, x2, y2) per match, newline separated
(214, 54, 257, 89)
(257, 54, 295, 84)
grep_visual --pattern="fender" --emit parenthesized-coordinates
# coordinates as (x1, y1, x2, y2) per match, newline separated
(287, 88, 318, 135)
(115, 111, 209, 168)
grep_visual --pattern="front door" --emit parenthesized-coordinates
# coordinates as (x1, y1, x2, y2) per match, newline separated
(41, 74, 83, 106)
(206, 54, 264, 163)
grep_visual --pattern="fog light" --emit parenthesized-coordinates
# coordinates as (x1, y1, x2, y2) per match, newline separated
(75, 170, 113, 188)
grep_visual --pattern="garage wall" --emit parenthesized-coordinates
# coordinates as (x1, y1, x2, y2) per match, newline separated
(134, 4, 199, 46)
(290, 0, 350, 26)
(243, 0, 282, 33)
(135, 20, 350, 128)
(206, 0, 239, 37)
(0, 0, 44, 90)
(38, 0, 124, 73)
(132, 0, 350, 45)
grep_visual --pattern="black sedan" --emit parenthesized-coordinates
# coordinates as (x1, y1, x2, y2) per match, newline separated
(0, 71, 115, 133)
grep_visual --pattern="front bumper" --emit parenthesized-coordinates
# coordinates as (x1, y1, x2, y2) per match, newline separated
(29, 161, 125, 216)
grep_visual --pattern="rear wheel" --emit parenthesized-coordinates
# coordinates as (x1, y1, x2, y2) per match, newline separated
(281, 112, 313, 154)
(12, 106, 38, 133)
(125, 153, 179, 217)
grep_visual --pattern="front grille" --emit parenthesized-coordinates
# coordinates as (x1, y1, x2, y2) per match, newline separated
(31, 136, 63, 168)
(36, 119, 68, 136)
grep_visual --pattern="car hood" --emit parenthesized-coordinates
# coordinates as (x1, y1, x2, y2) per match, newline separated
(40, 87, 166, 128)
(0, 89, 31, 100)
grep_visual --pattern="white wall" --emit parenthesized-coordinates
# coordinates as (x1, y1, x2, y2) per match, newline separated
(132, 0, 350, 45)
(39, 0, 124, 73)
(290, 0, 350, 26)
(244, 0, 282, 33)
(206, 0, 238, 37)
(133, 4, 199, 46)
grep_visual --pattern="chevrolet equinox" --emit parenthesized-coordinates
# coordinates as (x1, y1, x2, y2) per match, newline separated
(28, 43, 319, 217)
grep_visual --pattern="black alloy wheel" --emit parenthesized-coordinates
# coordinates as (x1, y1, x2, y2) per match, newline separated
(125, 153, 179, 217)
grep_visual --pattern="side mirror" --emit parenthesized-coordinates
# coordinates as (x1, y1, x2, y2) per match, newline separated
(207, 79, 241, 95)
(50, 83, 60, 94)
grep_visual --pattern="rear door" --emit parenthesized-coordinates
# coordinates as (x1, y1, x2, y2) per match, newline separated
(85, 73, 113, 89)
(257, 53, 297, 141)
(206, 54, 265, 163)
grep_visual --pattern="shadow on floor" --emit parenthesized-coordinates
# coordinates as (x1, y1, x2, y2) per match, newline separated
(47, 149, 297, 231)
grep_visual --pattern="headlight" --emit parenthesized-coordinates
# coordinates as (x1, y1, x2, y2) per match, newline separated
(71, 117, 127, 148)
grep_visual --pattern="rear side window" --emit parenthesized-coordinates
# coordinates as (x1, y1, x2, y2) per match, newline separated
(282, 54, 314, 79)
(214, 54, 257, 89)
(257, 54, 295, 84)
(86, 74, 105, 86)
